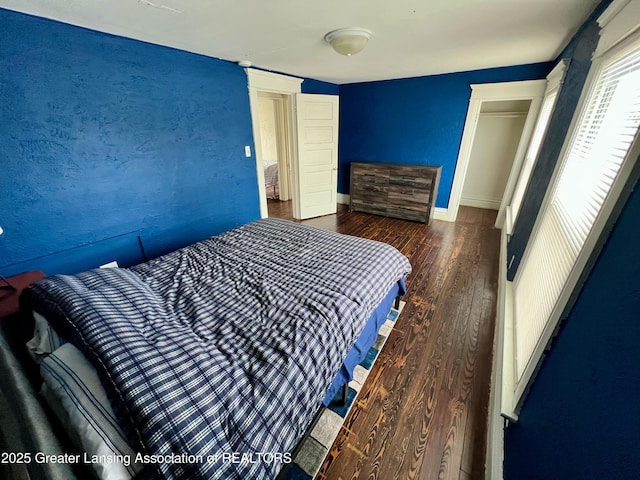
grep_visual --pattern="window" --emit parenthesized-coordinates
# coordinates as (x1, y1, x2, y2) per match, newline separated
(509, 31, 640, 407)
(507, 60, 567, 233)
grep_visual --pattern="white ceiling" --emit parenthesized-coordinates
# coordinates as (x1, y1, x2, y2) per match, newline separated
(0, 0, 600, 84)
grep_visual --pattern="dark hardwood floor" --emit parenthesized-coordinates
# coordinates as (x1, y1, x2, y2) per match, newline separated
(268, 198, 500, 480)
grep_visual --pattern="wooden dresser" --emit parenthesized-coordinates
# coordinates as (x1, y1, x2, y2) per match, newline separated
(349, 162, 441, 224)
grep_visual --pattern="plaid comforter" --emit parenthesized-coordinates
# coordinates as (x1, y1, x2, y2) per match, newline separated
(22, 219, 411, 479)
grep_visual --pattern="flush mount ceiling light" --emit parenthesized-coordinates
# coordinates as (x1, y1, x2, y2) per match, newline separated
(324, 27, 372, 56)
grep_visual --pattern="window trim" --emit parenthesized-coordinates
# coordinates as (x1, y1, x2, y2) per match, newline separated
(505, 59, 568, 236)
(501, 22, 640, 418)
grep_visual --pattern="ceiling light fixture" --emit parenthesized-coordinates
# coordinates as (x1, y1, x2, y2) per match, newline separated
(324, 27, 372, 56)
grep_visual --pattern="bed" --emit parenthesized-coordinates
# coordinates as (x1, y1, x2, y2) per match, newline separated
(6, 218, 410, 479)
(264, 164, 279, 199)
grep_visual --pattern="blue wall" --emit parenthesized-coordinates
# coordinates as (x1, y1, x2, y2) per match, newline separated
(507, 0, 613, 279)
(0, 9, 260, 276)
(302, 78, 339, 95)
(337, 63, 552, 207)
(504, 176, 640, 480)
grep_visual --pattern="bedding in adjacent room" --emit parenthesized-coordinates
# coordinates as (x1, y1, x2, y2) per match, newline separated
(264, 163, 279, 199)
(22, 218, 411, 480)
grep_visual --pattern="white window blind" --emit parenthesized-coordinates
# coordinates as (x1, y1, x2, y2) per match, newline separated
(513, 39, 640, 382)
(508, 61, 567, 231)
(509, 91, 558, 226)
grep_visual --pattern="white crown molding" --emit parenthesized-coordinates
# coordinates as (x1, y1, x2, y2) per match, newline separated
(546, 58, 569, 89)
(595, 0, 640, 57)
(598, 0, 632, 28)
(246, 68, 303, 94)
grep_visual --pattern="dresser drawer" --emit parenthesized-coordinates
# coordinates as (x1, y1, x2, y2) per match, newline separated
(351, 164, 389, 185)
(387, 185, 430, 206)
(351, 182, 387, 197)
(389, 168, 434, 190)
(350, 198, 388, 216)
(386, 205, 429, 223)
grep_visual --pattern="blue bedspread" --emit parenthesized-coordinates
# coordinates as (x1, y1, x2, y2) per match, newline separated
(22, 219, 411, 479)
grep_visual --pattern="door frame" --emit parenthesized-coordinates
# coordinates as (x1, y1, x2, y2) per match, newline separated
(448, 80, 546, 224)
(258, 93, 292, 201)
(245, 68, 302, 218)
(460, 110, 529, 210)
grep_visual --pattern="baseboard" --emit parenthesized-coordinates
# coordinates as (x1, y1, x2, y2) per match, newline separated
(433, 207, 451, 222)
(337, 193, 350, 205)
(486, 229, 508, 480)
(460, 195, 501, 210)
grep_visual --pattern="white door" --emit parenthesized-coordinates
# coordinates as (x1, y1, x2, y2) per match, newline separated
(294, 94, 339, 219)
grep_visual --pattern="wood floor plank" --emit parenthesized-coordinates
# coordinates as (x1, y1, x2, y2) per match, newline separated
(267, 200, 500, 480)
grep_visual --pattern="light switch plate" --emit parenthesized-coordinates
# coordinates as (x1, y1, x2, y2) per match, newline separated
(244, 145, 251, 157)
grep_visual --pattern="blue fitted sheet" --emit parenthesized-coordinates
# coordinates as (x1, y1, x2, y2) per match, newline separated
(322, 277, 406, 405)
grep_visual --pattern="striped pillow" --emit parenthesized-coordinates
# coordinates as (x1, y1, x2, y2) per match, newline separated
(40, 343, 143, 480)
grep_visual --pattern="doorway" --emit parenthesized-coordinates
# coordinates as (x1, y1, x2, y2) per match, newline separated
(245, 69, 302, 219)
(257, 93, 292, 218)
(447, 80, 547, 224)
(460, 100, 531, 210)
(245, 69, 339, 221)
